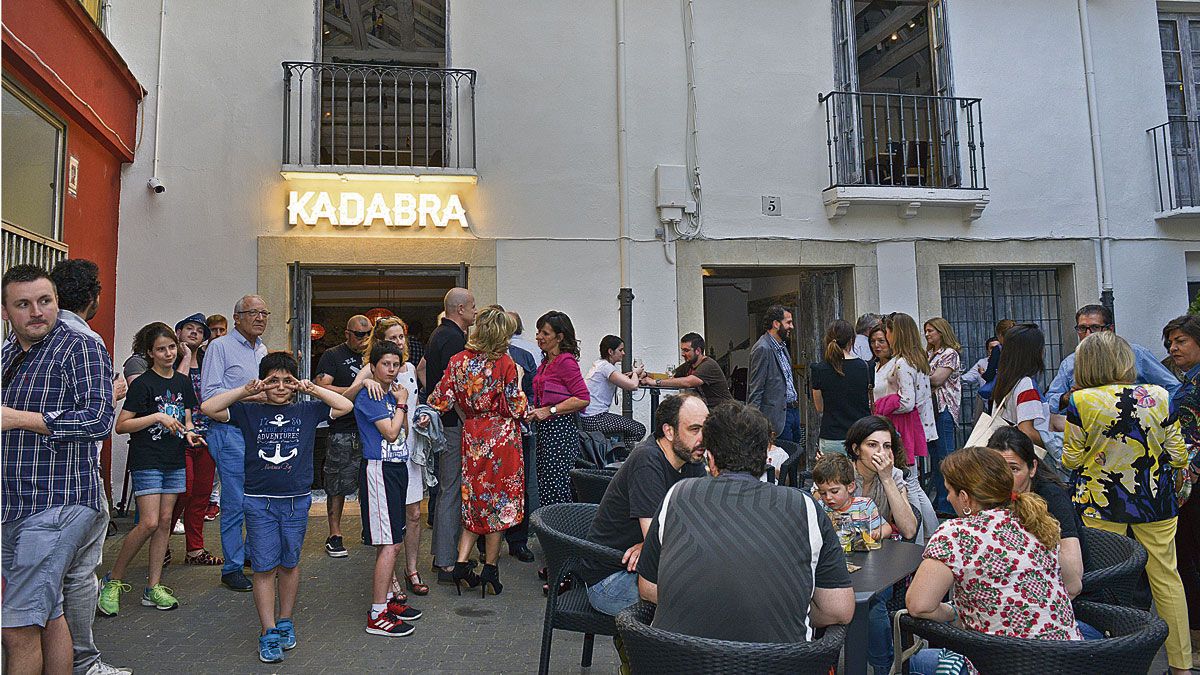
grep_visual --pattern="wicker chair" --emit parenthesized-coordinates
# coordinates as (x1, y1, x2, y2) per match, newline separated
(1079, 526, 1150, 609)
(896, 601, 1167, 675)
(569, 468, 616, 505)
(530, 503, 624, 675)
(616, 601, 846, 674)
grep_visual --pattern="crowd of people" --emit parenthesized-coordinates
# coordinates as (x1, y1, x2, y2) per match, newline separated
(2, 258, 1199, 673)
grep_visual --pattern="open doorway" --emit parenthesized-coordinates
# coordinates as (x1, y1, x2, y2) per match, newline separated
(290, 264, 466, 381)
(701, 267, 852, 461)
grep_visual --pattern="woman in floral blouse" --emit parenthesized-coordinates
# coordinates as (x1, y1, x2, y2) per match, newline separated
(924, 316, 962, 515)
(1164, 314, 1200, 654)
(428, 307, 529, 597)
(905, 447, 1081, 674)
(1063, 331, 1191, 674)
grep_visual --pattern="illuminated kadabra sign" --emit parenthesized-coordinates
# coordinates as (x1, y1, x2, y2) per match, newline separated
(287, 191, 470, 228)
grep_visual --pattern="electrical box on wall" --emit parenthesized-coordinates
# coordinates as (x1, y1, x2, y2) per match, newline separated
(655, 164, 690, 224)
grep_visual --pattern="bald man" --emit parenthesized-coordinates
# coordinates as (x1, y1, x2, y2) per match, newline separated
(417, 287, 476, 580)
(313, 314, 372, 558)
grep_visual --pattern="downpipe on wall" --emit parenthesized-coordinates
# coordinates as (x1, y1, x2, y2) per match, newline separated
(1077, 0, 1115, 315)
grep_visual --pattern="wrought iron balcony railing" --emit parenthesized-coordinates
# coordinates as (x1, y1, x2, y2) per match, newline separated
(1149, 120, 1200, 212)
(819, 91, 986, 190)
(282, 61, 476, 171)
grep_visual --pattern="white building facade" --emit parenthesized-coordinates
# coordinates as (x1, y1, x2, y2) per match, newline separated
(104, 0, 1198, 485)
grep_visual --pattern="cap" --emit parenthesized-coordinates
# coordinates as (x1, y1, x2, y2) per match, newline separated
(175, 312, 212, 342)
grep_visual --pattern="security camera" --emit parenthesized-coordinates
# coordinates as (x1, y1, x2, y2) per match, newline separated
(147, 177, 165, 194)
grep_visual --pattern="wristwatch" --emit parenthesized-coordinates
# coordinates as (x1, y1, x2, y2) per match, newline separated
(549, 405, 558, 415)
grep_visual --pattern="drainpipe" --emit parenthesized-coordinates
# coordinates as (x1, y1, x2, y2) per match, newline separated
(1077, 0, 1115, 316)
(616, 0, 634, 415)
(148, 0, 167, 191)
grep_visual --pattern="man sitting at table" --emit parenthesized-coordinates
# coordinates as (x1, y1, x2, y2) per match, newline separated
(577, 393, 709, 616)
(637, 401, 855, 642)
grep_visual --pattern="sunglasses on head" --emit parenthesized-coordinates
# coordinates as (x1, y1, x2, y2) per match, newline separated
(348, 329, 371, 339)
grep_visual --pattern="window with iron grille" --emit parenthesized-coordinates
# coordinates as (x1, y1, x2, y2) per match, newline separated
(939, 268, 1066, 438)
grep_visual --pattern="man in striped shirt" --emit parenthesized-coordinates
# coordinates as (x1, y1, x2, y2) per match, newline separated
(1, 264, 115, 674)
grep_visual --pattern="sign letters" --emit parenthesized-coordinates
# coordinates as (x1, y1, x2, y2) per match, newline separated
(287, 191, 470, 229)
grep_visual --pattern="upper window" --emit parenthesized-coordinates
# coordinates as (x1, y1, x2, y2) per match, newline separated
(2, 82, 64, 240)
(321, 0, 445, 66)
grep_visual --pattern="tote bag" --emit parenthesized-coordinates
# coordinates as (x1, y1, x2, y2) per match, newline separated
(964, 391, 1046, 458)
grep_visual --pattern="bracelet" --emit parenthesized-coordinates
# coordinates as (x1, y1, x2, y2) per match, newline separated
(945, 603, 959, 624)
(396, 404, 409, 412)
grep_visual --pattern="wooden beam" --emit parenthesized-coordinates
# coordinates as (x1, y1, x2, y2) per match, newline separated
(321, 45, 445, 65)
(342, 0, 371, 50)
(857, 6, 924, 56)
(323, 12, 392, 50)
(860, 26, 928, 85)
(391, 0, 416, 50)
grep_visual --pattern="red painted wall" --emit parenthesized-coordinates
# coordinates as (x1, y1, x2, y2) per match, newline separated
(2, 0, 143, 497)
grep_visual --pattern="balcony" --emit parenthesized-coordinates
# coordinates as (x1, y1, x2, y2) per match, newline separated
(1149, 120, 1200, 220)
(3, 221, 68, 272)
(818, 91, 988, 222)
(281, 61, 476, 182)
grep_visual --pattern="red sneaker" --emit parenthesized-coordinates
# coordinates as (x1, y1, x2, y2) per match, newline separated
(204, 502, 220, 521)
(386, 596, 422, 621)
(365, 611, 414, 637)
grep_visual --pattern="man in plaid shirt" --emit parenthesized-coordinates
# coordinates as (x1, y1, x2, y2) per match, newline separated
(1, 264, 114, 674)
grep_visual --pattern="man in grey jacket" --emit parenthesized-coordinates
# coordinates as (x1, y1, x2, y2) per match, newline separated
(747, 305, 800, 443)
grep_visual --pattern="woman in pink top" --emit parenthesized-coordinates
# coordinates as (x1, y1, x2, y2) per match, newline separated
(529, 311, 590, 508)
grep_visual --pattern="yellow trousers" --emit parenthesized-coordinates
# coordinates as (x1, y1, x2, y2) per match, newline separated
(1083, 516, 1193, 670)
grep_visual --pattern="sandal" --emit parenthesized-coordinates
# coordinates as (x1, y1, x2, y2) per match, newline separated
(406, 572, 430, 596)
(163, 549, 172, 567)
(184, 549, 224, 566)
(389, 574, 408, 603)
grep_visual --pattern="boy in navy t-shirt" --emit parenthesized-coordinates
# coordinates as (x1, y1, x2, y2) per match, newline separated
(202, 351, 352, 664)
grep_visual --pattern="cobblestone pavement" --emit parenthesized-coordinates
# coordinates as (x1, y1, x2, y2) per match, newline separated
(93, 509, 619, 674)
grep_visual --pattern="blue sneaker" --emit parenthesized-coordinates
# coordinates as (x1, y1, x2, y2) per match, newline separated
(258, 631, 283, 663)
(275, 619, 297, 650)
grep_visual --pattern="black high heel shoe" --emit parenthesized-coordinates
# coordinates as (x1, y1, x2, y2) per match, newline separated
(451, 561, 480, 596)
(480, 563, 503, 597)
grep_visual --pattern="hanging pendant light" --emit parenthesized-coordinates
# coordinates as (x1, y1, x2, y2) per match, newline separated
(310, 323, 326, 340)
(365, 307, 394, 324)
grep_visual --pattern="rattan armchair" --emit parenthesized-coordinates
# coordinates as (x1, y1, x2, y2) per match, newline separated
(1079, 526, 1150, 609)
(569, 468, 616, 504)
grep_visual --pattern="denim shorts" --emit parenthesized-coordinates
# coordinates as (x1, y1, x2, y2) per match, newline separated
(131, 468, 187, 497)
(1, 504, 106, 628)
(244, 495, 312, 573)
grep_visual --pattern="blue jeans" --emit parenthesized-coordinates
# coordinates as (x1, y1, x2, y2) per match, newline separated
(585, 570, 639, 616)
(927, 408, 957, 515)
(868, 586, 893, 670)
(207, 422, 247, 575)
(909, 648, 968, 674)
(778, 406, 802, 445)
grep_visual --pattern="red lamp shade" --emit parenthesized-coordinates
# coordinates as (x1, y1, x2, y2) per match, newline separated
(310, 323, 326, 340)
(365, 307, 394, 324)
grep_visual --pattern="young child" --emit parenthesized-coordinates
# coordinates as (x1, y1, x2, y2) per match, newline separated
(352, 341, 423, 637)
(201, 351, 352, 664)
(100, 323, 202, 615)
(812, 453, 891, 541)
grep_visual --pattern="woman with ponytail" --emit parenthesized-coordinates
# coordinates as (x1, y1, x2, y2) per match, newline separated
(905, 446, 1081, 674)
(1063, 331, 1192, 674)
(810, 319, 871, 456)
(874, 313, 936, 463)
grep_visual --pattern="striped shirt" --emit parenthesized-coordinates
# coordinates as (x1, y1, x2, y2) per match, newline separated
(770, 335, 798, 404)
(2, 320, 114, 522)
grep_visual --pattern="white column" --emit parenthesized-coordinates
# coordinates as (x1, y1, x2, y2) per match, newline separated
(876, 241, 920, 318)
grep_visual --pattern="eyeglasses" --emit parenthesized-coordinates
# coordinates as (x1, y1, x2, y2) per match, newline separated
(348, 329, 371, 339)
(236, 310, 271, 318)
(1074, 323, 1110, 335)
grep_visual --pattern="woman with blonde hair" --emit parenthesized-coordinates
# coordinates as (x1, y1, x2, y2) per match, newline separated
(1064, 331, 1192, 674)
(352, 316, 432, 595)
(924, 317, 962, 514)
(811, 319, 871, 456)
(905, 446, 1081, 673)
(874, 313, 936, 463)
(428, 306, 529, 597)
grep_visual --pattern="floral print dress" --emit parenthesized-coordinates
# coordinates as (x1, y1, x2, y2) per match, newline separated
(429, 350, 529, 534)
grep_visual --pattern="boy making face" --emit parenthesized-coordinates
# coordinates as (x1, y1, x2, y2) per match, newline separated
(201, 352, 352, 664)
(812, 454, 890, 541)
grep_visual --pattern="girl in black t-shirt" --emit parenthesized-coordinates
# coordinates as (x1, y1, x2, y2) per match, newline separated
(811, 320, 872, 456)
(100, 323, 201, 615)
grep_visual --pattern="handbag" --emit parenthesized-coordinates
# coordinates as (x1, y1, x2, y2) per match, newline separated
(964, 391, 1047, 458)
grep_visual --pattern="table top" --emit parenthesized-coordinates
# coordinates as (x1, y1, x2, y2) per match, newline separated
(846, 539, 926, 603)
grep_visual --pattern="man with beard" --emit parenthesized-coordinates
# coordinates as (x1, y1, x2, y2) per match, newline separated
(747, 305, 801, 443)
(577, 393, 709, 616)
(312, 314, 372, 558)
(642, 333, 732, 406)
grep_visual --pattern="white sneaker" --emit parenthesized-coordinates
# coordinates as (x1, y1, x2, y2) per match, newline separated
(172, 521, 185, 535)
(86, 661, 133, 675)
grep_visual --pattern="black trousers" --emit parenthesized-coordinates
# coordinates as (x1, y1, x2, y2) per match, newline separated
(504, 431, 536, 547)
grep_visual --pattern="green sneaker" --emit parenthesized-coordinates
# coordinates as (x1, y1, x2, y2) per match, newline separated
(141, 584, 179, 610)
(97, 578, 130, 616)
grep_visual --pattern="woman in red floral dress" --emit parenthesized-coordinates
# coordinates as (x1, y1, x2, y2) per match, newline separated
(904, 446, 1082, 674)
(429, 306, 528, 597)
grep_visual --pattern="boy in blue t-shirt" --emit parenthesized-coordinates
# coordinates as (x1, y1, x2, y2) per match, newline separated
(353, 340, 423, 637)
(202, 351, 352, 664)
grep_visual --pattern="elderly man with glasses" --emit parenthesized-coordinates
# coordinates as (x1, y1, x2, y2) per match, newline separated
(1046, 303, 1180, 415)
(200, 295, 270, 591)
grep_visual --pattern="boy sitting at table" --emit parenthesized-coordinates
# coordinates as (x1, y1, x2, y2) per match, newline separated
(201, 351, 353, 664)
(812, 454, 891, 542)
